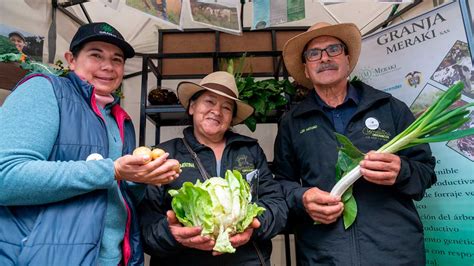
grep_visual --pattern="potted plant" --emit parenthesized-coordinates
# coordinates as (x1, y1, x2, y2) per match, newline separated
(222, 56, 296, 132)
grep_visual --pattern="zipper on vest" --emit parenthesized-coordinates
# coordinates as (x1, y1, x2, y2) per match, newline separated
(349, 223, 361, 266)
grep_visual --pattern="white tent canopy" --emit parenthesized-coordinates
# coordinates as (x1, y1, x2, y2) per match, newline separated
(1, 0, 433, 73)
(1, 0, 436, 146)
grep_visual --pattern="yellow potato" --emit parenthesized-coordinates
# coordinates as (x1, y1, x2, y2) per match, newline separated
(133, 146, 152, 163)
(168, 159, 181, 173)
(151, 148, 165, 160)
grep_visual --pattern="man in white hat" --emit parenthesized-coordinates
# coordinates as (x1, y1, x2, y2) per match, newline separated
(273, 22, 436, 264)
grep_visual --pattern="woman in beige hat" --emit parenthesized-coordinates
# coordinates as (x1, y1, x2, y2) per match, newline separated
(139, 71, 288, 265)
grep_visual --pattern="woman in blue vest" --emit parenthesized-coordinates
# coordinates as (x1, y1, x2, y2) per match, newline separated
(0, 22, 179, 265)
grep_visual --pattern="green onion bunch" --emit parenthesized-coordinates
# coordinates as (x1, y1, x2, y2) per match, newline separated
(330, 82, 474, 229)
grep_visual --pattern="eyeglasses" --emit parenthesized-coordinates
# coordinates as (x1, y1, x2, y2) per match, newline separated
(303, 43, 346, 62)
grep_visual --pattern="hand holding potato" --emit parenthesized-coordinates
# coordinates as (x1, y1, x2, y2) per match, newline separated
(114, 146, 180, 185)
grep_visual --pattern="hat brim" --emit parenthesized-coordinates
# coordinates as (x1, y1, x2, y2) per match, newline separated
(72, 35, 135, 59)
(283, 23, 361, 89)
(8, 31, 26, 42)
(177, 81, 254, 126)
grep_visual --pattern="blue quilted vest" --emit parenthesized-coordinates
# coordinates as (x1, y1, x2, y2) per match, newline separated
(0, 73, 143, 265)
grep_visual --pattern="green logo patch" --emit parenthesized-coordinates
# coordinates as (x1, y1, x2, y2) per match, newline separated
(362, 128, 391, 141)
(101, 24, 114, 33)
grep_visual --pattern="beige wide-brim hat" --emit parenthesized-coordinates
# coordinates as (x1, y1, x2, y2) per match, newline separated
(177, 71, 254, 125)
(283, 22, 362, 89)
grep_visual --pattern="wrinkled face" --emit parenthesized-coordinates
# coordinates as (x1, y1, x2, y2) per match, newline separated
(66, 41, 125, 96)
(189, 91, 234, 139)
(10, 35, 26, 52)
(303, 36, 351, 88)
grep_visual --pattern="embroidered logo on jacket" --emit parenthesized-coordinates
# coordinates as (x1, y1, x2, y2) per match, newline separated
(180, 162, 195, 168)
(235, 155, 255, 174)
(362, 127, 391, 141)
(300, 124, 318, 134)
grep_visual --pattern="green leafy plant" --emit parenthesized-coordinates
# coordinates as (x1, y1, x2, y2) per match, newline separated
(0, 36, 20, 54)
(331, 82, 474, 229)
(169, 170, 265, 253)
(237, 75, 295, 131)
(0, 53, 68, 77)
(222, 56, 296, 131)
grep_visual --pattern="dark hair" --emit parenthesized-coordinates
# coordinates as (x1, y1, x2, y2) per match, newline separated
(186, 90, 237, 117)
(71, 42, 86, 57)
(301, 38, 348, 63)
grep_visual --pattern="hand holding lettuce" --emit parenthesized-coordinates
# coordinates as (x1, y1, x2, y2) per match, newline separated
(169, 170, 265, 253)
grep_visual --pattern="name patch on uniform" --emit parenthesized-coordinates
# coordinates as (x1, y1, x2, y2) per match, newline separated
(180, 162, 195, 168)
(300, 124, 318, 134)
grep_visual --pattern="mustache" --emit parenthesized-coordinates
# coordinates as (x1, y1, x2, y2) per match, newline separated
(317, 63, 339, 73)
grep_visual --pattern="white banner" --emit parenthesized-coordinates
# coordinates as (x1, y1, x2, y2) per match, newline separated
(354, 2, 474, 265)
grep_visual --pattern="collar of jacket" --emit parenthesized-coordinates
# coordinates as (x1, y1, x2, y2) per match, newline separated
(182, 126, 256, 152)
(292, 81, 391, 118)
(67, 72, 130, 126)
(66, 72, 95, 101)
(66, 72, 122, 107)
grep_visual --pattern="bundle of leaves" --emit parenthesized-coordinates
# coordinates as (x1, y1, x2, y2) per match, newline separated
(237, 76, 295, 131)
(223, 56, 296, 131)
(0, 52, 68, 77)
(0, 36, 19, 55)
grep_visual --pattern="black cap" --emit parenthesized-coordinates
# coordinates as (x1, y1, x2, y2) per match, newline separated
(8, 31, 26, 42)
(69, 22, 135, 59)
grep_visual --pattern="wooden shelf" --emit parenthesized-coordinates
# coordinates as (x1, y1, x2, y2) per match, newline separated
(138, 27, 308, 145)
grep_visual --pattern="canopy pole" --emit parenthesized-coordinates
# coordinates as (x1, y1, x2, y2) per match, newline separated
(363, 0, 422, 36)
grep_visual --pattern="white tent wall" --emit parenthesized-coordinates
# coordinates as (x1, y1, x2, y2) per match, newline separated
(119, 0, 438, 151)
(1, 0, 442, 265)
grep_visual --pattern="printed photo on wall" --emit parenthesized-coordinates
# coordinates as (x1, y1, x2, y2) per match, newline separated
(252, 0, 305, 29)
(126, 0, 182, 27)
(0, 24, 44, 62)
(189, 0, 241, 35)
(446, 109, 474, 162)
(431, 40, 474, 99)
(409, 83, 445, 118)
(410, 82, 474, 162)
